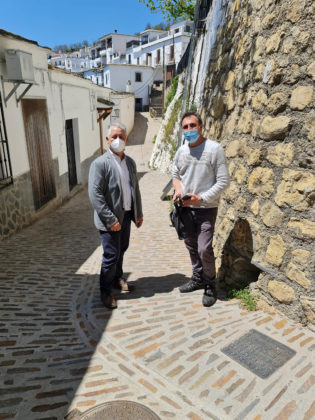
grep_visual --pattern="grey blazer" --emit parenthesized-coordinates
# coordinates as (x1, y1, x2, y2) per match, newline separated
(88, 151, 143, 231)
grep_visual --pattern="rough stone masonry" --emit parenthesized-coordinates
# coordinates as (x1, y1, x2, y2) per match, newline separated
(197, 0, 314, 327)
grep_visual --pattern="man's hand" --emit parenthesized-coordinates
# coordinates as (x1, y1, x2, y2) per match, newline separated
(181, 193, 202, 206)
(110, 221, 121, 231)
(136, 217, 143, 228)
(173, 191, 182, 203)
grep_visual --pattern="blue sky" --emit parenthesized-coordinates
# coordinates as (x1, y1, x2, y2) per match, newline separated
(1, 0, 165, 49)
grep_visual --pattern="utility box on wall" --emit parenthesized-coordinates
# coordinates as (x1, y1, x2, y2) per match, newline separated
(4, 49, 35, 82)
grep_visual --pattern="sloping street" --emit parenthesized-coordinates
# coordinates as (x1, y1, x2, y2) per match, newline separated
(0, 113, 314, 420)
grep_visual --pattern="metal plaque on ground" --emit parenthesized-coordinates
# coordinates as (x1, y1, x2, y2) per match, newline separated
(78, 400, 161, 420)
(221, 329, 296, 379)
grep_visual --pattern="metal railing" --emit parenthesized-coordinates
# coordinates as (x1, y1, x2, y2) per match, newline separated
(0, 92, 13, 189)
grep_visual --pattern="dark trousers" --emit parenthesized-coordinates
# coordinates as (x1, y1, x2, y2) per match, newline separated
(99, 211, 132, 294)
(184, 207, 218, 286)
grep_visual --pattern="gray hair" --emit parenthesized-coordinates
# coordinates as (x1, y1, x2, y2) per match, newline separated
(107, 122, 127, 137)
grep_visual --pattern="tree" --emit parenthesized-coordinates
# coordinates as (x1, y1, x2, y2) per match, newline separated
(138, 0, 195, 22)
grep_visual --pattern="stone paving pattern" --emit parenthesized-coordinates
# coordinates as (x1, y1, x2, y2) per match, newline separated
(0, 114, 314, 420)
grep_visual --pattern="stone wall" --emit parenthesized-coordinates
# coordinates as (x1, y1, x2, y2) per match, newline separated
(194, 0, 314, 327)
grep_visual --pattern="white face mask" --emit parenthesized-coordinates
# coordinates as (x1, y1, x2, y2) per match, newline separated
(110, 137, 125, 153)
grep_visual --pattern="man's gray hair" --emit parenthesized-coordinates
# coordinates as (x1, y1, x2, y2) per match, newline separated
(107, 122, 127, 137)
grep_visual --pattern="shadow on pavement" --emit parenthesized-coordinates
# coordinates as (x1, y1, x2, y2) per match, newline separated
(113, 273, 189, 300)
(126, 113, 148, 146)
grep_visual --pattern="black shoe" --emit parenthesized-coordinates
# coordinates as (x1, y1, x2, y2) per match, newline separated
(202, 284, 217, 307)
(179, 278, 204, 293)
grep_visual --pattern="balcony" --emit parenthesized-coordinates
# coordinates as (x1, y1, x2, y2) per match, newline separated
(126, 40, 140, 49)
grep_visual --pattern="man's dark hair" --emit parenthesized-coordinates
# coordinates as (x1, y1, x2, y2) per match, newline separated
(181, 111, 203, 126)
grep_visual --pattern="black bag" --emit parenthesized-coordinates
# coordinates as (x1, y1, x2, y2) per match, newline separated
(170, 202, 195, 240)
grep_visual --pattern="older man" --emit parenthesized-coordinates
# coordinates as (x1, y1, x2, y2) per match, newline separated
(172, 111, 229, 307)
(89, 122, 143, 309)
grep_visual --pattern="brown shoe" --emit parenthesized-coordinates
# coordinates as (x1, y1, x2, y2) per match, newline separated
(100, 292, 117, 309)
(113, 278, 135, 292)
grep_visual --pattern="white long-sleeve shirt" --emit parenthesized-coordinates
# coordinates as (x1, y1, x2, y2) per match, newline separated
(109, 150, 132, 211)
(172, 139, 229, 208)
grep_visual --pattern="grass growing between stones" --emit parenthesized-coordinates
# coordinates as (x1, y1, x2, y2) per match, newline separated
(161, 95, 183, 161)
(227, 286, 258, 311)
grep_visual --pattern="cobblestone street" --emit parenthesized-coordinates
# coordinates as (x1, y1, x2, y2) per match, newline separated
(1, 115, 315, 420)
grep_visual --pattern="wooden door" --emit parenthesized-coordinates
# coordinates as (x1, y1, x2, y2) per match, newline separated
(22, 99, 56, 209)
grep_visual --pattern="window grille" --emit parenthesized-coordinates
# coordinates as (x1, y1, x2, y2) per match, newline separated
(0, 92, 13, 189)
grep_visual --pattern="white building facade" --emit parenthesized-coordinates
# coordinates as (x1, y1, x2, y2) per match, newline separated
(0, 30, 134, 240)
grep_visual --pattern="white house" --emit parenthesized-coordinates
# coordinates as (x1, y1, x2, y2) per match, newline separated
(0, 29, 134, 240)
(102, 64, 162, 111)
(90, 32, 140, 68)
(49, 52, 90, 73)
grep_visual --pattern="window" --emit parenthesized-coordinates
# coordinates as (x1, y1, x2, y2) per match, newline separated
(128, 55, 131, 64)
(185, 25, 191, 33)
(175, 28, 179, 33)
(156, 49, 161, 64)
(170, 45, 175, 61)
(137, 57, 140, 65)
(135, 72, 142, 82)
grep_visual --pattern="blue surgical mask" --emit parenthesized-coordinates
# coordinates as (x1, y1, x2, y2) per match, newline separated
(183, 129, 199, 144)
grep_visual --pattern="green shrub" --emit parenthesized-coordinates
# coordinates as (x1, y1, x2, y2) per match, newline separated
(164, 76, 179, 111)
(227, 287, 258, 311)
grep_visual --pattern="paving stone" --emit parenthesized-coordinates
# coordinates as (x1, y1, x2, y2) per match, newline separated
(0, 113, 314, 420)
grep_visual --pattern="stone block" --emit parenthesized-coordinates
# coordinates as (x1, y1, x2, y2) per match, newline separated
(248, 168, 274, 197)
(235, 196, 247, 211)
(234, 165, 247, 184)
(226, 141, 240, 158)
(288, 218, 315, 238)
(251, 120, 261, 138)
(224, 181, 240, 203)
(262, 12, 276, 28)
(259, 116, 291, 140)
(291, 249, 310, 266)
(286, 64, 301, 85)
(217, 217, 233, 239)
(224, 111, 238, 136)
(286, 263, 311, 289)
(268, 280, 295, 304)
(287, 0, 305, 23)
(253, 64, 264, 81)
(282, 36, 296, 55)
(250, 199, 259, 216)
(304, 113, 315, 141)
(307, 61, 315, 81)
(247, 148, 263, 166)
(252, 89, 267, 113)
(210, 92, 225, 118)
(266, 143, 294, 166)
(267, 92, 288, 114)
(253, 36, 265, 62)
(266, 235, 286, 266)
(228, 161, 236, 176)
(238, 109, 252, 133)
(275, 169, 315, 211)
(266, 32, 282, 54)
(260, 202, 284, 227)
(224, 71, 235, 91)
(301, 297, 315, 325)
(226, 88, 236, 111)
(290, 86, 313, 110)
(238, 92, 247, 106)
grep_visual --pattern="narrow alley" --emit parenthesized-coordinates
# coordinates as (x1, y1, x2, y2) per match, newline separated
(0, 113, 314, 420)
